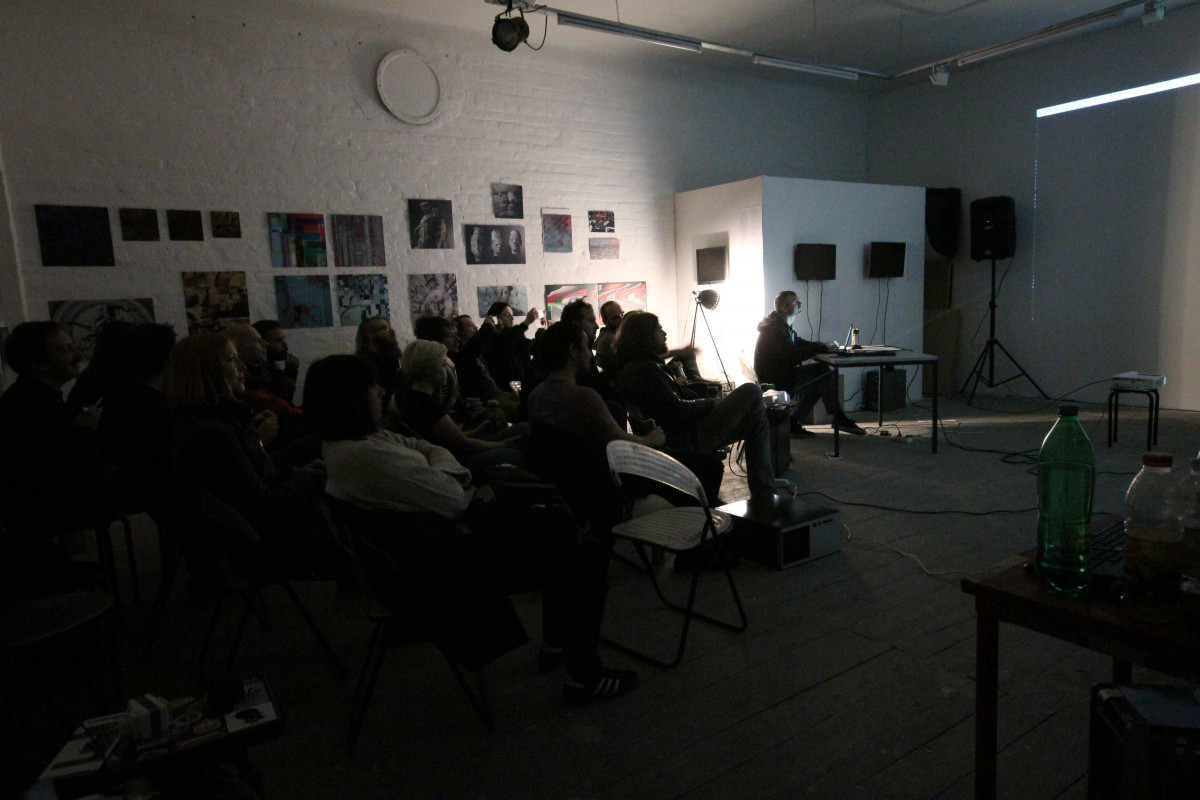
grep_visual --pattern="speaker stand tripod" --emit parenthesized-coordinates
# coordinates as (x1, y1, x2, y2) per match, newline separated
(960, 257, 1048, 403)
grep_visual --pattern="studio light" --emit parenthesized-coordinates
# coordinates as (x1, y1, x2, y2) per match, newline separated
(930, 64, 950, 87)
(697, 290, 721, 310)
(492, 2, 530, 52)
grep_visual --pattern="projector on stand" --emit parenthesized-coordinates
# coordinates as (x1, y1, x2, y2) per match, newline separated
(1111, 372, 1166, 391)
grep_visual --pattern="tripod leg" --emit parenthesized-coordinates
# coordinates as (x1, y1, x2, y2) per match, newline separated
(991, 339, 1049, 399)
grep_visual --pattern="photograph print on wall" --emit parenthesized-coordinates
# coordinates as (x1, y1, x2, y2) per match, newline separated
(541, 212, 572, 253)
(407, 273, 458, 324)
(268, 212, 328, 267)
(476, 285, 529, 318)
(332, 214, 387, 266)
(211, 210, 242, 239)
(589, 237, 619, 260)
(34, 204, 115, 267)
(337, 274, 390, 327)
(544, 284, 598, 323)
(464, 224, 525, 265)
(181, 271, 249, 335)
(408, 199, 454, 250)
(588, 210, 615, 233)
(274, 275, 334, 329)
(491, 183, 523, 219)
(597, 282, 646, 315)
(119, 208, 159, 242)
(48, 298, 156, 361)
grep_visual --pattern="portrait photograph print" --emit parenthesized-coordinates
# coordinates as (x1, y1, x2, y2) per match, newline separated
(464, 224, 525, 265)
(491, 183, 523, 219)
(408, 199, 454, 249)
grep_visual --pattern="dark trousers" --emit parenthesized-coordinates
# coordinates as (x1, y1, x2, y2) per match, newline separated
(791, 363, 842, 421)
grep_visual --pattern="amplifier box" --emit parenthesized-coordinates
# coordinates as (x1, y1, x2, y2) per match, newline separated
(864, 367, 906, 412)
(1088, 683, 1200, 799)
(718, 496, 841, 570)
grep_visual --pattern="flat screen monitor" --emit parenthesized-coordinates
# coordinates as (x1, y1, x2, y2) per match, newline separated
(793, 243, 837, 281)
(867, 241, 906, 279)
(696, 246, 727, 284)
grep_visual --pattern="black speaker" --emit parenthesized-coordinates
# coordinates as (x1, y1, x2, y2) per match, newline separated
(970, 196, 1015, 261)
(925, 187, 961, 260)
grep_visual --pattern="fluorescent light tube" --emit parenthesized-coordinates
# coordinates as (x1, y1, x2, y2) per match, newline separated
(1037, 71, 1200, 117)
(751, 54, 859, 81)
(555, 12, 703, 52)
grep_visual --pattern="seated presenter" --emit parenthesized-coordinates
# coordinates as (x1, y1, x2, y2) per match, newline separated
(753, 290, 864, 438)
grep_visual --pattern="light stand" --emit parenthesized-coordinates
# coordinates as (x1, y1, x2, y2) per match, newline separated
(960, 257, 1048, 402)
(688, 290, 732, 389)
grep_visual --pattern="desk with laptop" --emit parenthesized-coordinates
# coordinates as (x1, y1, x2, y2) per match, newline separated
(813, 332, 939, 455)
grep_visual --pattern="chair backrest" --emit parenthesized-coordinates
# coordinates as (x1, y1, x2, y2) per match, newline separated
(187, 487, 268, 583)
(605, 440, 709, 508)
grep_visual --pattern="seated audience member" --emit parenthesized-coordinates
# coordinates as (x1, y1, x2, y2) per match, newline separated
(413, 315, 468, 414)
(67, 319, 138, 410)
(615, 311, 777, 505)
(0, 322, 109, 598)
(397, 339, 524, 472)
(754, 290, 864, 437)
(453, 314, 519, 422)
(304, 354, 637, 702)
(355, 315, 404, 404)
(98, 322, 177, 497)
(594, 300, 623, 375)
(481, 302, 540, 392)
(557, 300, 617, 401)
(251, 319, 299, 404)
(167, 333, 340, 580)
(222, 324, 313, 464)
(527, 321, 665, 533)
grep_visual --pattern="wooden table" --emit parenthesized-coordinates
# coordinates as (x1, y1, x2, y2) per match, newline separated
(814, 351, 938, 456)
(961, 555, 1200, 799)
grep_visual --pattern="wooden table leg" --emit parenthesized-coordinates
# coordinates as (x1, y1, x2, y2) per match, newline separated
(975, 610, 999, 800)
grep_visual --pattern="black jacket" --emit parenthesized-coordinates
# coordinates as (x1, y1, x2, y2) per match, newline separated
(753, 311, 829, 389)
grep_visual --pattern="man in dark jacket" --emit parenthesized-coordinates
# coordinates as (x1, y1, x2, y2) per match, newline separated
(754, 291, 864, 438)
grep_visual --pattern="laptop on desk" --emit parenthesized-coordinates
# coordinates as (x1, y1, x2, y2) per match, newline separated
(826, 326, 904, 357)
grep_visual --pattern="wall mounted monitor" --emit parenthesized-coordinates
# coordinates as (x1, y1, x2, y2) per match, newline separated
(793, 243, 837, 281)
(696, 245, 728, 284)
(867, 241, 906, 279)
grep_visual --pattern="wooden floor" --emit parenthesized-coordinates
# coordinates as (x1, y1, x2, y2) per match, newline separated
(11, 393, 1199, 799)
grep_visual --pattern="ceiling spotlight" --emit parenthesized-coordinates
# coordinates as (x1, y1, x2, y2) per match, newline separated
(930, 64, 950, 87)
(492, 4, 529, 52)
(1142, 1, 1165, 26)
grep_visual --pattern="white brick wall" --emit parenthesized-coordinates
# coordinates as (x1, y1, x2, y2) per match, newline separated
(0, 0, 868, 377)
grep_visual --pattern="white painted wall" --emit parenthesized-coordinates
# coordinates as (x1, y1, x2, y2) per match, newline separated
(675, 176, 925, 405)
(868, 3, 1200, 410)
(0, 0, 868, 382)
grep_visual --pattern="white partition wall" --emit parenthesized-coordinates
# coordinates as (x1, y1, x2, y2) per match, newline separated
(676, 176, 925, 406)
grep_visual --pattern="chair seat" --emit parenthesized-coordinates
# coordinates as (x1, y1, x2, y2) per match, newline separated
(611, 507, 733, 552)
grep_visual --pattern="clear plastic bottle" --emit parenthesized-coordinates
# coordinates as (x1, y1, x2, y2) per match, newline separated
(1177, 458, 1200, 581)
(1035, 404, 1095, 597)
(1123, 452, 1181, 597)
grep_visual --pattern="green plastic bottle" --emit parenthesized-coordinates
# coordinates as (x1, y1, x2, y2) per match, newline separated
(1035, 404, 1095, 597)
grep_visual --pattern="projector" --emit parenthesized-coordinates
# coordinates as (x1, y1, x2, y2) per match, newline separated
(1111, 371, 1166, 391)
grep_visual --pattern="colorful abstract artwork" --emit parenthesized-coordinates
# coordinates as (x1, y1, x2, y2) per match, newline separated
(476, 285, 529, 318)
(337, 274, 390, 327)
(34, 204, 115, 267)
(181, 271, 249, 335)
(48, 298, 155, 361)
(544, 284, 598, 323)
(408, 200, 454, 249)
(332, 214, 387, 266)
(274, 275, 334, 329)
(588, 237, 619, 260)
(542, 213, 572, 253)
(407, 273, 458, 324)
(268, 212, 328, 267)
(596, 282, 647, 315)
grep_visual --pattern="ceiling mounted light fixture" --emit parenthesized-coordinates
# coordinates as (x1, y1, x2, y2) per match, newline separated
(492, 1, 530, 52)
(930, 64, 950, 87)
(555, 11, 702, 52)
(751, 54, 859, 81)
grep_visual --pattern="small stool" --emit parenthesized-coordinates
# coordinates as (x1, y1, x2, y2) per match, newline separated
(1107, 387, 1159, 450)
